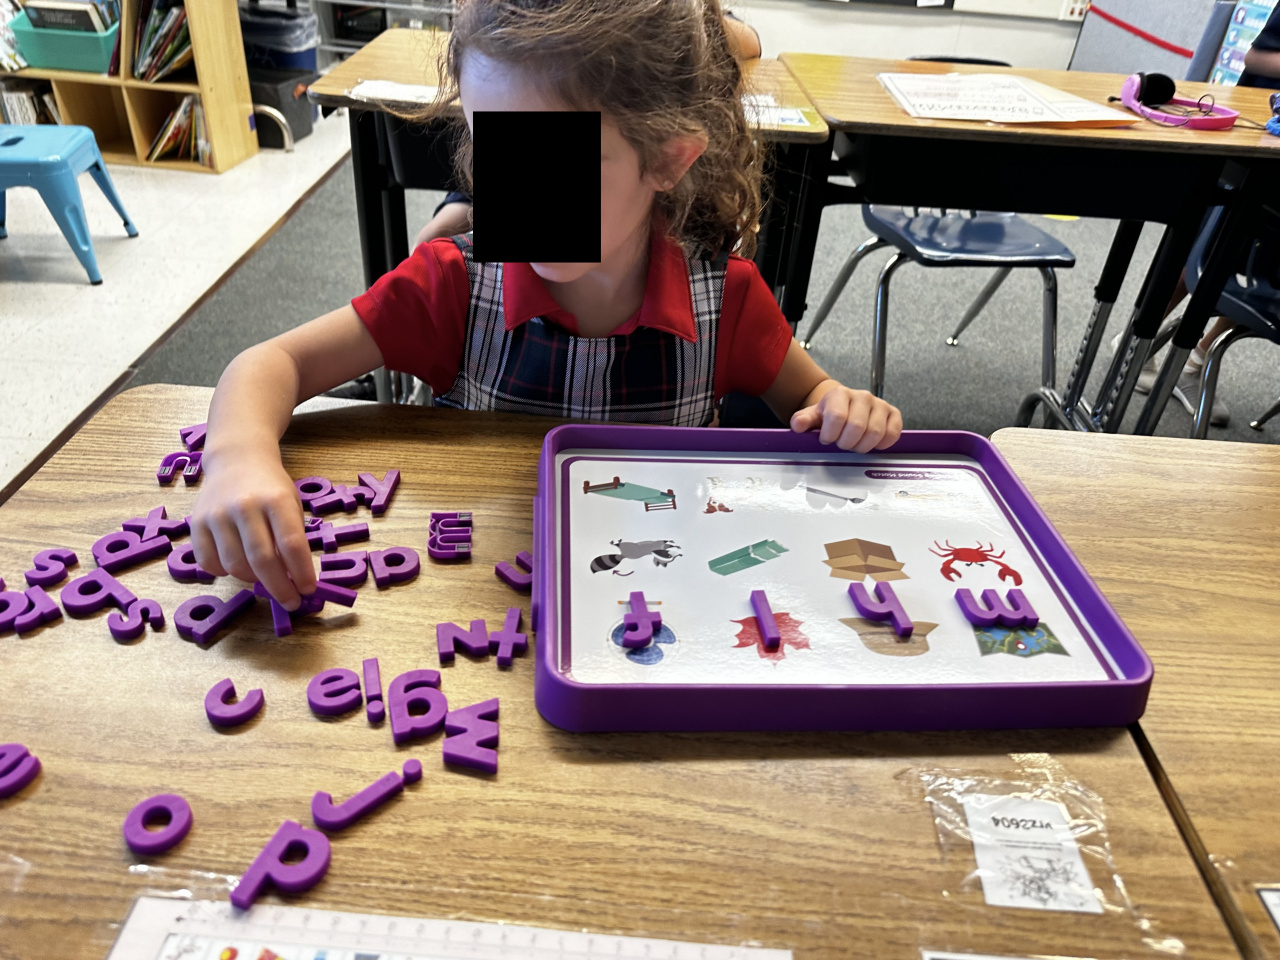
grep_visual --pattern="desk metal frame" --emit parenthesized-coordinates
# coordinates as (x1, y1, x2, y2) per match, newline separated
(772, 125, 1278, 434)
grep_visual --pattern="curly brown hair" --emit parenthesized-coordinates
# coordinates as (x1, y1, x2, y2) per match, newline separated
(410, 0, 765, 259)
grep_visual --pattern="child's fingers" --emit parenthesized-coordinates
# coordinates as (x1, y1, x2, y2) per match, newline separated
(819, 391, 853, 445)
(852, 402, 889, 454)
(268, 505, 316, 596)
(190, 519, 228, 577)
(832, 392, 870, 449)
(207, 514, 254, 585)
(879, 406, 904, 449)
(789, 403, 823, 434)
(236, 510, 302, 611)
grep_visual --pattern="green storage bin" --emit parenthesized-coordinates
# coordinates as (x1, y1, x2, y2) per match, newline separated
(11, 11, 118, 74)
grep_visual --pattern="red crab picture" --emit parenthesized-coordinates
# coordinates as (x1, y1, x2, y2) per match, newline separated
(929, 541, 1023, 585)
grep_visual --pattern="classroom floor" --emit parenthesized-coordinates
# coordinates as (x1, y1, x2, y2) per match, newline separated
(0, 108, 352, 499)
(129, 158, 1280, 446)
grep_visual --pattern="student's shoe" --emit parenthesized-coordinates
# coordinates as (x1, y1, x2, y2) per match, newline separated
(323, 373, 378, 401)
(1172, 371, 1230, 427)
(1133, 357, 1159, 395)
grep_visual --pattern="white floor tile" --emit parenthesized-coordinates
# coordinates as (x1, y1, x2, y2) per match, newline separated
(0, 111, 353, 496)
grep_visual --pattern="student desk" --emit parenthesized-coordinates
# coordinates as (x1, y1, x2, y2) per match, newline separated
(307, 29, 827, 328)
(0, 384, 1241, 959)
(992, 427, 1280, 959)
(779, 54, 1280, 435)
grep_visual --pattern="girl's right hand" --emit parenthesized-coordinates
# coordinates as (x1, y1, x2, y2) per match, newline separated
(190, 450, 317, 611)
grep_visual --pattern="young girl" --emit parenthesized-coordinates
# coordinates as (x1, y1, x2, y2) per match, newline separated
(192, 0, 903, 610)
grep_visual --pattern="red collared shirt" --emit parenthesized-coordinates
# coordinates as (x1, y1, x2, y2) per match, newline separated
(352, 229, 793, 403)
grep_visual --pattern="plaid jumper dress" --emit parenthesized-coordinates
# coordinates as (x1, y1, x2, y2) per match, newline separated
(434, 234, 727, 426)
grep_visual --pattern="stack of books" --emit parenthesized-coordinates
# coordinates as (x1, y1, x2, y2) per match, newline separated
(21, 0, 119, 33)
(146, 93, 210, 167)
(133, 0, 192, 83)
(0, 79, 61, 124)
(0, 0, 28, 71)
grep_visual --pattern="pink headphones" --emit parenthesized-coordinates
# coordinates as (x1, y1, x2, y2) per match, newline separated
(1115, 73, 1239, 130)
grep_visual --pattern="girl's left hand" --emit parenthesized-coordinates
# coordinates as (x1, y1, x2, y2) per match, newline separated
(790, 386, 903, 452)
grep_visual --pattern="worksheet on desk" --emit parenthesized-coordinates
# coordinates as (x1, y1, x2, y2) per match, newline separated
(877, 72, 1134, 126)
(109, 897, 794, 960)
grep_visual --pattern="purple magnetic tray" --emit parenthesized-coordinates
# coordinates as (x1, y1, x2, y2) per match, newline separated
(533, 426, 1151, 733)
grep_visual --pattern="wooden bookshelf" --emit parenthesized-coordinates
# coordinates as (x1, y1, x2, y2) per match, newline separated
(15, 0, 257, 173)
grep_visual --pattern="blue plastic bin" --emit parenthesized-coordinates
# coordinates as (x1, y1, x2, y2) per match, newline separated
(10, 12, 119, 73)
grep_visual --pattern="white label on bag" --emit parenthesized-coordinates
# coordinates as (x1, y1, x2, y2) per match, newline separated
(961, 794, 1104, 913)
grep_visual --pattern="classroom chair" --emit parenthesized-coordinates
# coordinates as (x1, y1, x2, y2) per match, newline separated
(1173, 205, 1280, 439)
(0, 124, 137, 285)
(798, 205, 1075, 399)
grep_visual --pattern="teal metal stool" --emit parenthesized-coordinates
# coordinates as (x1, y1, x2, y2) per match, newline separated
(0, 124, 138, 284)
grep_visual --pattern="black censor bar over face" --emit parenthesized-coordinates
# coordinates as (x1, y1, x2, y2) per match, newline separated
(471, 111, 602, 264)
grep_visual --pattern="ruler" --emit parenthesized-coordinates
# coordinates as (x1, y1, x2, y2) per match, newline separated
(108, 897, 793, 960)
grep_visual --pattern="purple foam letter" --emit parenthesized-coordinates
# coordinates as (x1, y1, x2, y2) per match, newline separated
(442, 698, 500, 774)
(157, 450, 202, 485)
(621, 592, 662, 648)
(848, 581, 914, 637)
(363, 658, 383, 724)
(61, 568, 137, 617)
(0, 744, 41, 798)
(311, 770, 404, 831)
(387, 669, 447, 745)
(173, 590, 255, 645)
(179, 422, 207, 452)
(122, 793, 193, 855)
(356, 469, 400, 515)
(489, 608, 528, 667)
(318, 551, 368, 587)
(123, 506, 188, 541)
(750, 590, 781, 650)
(24, 548, 78, 588)
(294, 476, 333, 509)
(954, 588, 1039, 629)
(107, 599, 164, 642)
(436, 619, 489, 663)
(91, 530, 172, 574)
(167, 542, 216, 582)
(368, 547, 420, 588)
(230, 820, 331, 910)
(494, 551, 534, 591)
(306, 668, 363, 717)
(205, 678, 264, 727)
(14, 585, 62, 634)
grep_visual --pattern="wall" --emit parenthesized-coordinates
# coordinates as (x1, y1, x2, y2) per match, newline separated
(731, 0, 1083, 69)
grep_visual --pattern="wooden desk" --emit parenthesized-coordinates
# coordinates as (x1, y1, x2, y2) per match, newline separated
(779, 54, 1280, 436)
(780, 55, 1277, 155)
(0, 385, 1239, 959)
(308, 29, 827, 334)
(309, 27, 451, 113)
(992, 427, 1280, 959)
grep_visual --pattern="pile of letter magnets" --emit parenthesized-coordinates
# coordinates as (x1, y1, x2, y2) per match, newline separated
(0, 422, 535, 908)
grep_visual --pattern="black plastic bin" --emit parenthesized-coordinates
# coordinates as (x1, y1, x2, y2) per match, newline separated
(249, 67, 318, 148)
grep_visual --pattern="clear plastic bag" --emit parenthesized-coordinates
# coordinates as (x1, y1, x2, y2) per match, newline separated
(906, 754, 1187, 956)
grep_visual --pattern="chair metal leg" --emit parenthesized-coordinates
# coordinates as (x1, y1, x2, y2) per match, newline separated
(1191, 325, 1253, 439)
(1038, 266, 1058, 392)
(946, 266, 1011, 346)
(0, 188, 6, 239)
(799, 236, 888, 349)
(1250, 394, 1280, 431)
(86, 158, 138, 237)
(871, 252, 908, 399)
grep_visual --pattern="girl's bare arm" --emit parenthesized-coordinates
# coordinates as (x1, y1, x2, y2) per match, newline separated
(192, 306, 385, 609)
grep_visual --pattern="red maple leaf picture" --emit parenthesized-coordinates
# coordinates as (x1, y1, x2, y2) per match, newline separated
(731, 612, 811, 662)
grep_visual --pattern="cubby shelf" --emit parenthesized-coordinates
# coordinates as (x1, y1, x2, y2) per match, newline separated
(14, 0, 257, 173)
